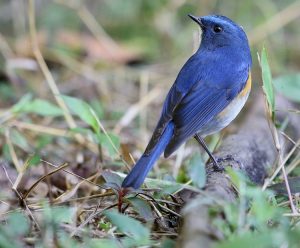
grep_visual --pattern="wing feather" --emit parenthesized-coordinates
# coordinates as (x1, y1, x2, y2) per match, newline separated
(164, 85, 230, 157)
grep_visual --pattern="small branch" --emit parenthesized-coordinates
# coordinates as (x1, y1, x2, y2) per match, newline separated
(5, 128, 22, 172)
(1, 162, 41, 230)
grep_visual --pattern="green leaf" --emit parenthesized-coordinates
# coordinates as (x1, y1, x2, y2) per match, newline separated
(144, 176, 199, 195)
(12, 95, 63, 117)
(2, 144, 12, 162)
(104, 209, 150, 245)
(187, 154, 206, 188)
(44, 205, 76, 224)
(247, 188, 279, 226)
(58, 232, 81, 248)
(127, 197, 153, 221)
(226, 167, 249, 190)
(0, 83, 15, 101)
(0, 212, 30, 248)
(69, 127, 94, 135)
(11, 94, 33, 113)
(216, 232, 271, 248)
(260, 47, 275, 121)
(7, 212, 30, 236)
(98, 221, 111, 231)
(90, 99, 105, 119)
(36, 135, 53, 150)
(10, 129, 31, 152)
(0, 232, 16, 248)
(61, 95, 98, 130)
(161, 238, 177, 248)
(102, 171, 123, 187)
(273, 74, 300, 103)
(87, 239, 119, 248)
(62, 95, 120, 156)
(24, 154, 41, 168)
(19, 98, 63, 116)
(98, 132, 120, 157)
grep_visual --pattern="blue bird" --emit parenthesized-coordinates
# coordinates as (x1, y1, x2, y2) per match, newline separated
(122, 14, 252, 190)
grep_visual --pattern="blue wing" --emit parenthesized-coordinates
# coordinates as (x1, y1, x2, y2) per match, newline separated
(145, 52, 250, 157)
(144, 54, 201, 155)
(164, 65, 250, 157)
(164, 84, 232, 157)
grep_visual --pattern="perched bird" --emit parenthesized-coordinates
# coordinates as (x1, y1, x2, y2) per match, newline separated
(122, 14, 252, 189)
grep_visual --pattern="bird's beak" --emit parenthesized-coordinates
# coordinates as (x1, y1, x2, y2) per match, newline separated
(188, 14, 204, 29)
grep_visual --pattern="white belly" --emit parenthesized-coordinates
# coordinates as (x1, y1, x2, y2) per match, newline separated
(199, 91, 250, 137)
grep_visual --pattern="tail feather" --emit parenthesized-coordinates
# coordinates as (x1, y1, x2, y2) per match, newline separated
(122, 122, 174, 189)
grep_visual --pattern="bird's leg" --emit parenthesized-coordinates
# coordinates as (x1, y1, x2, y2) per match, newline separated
(194, 134, 224, 171)
(118, 187, 130, 213)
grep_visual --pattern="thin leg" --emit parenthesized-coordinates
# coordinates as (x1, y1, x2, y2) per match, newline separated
(194, 134, 223, 171)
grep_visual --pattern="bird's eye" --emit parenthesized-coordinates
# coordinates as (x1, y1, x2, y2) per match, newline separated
(213, 25, 223, 33)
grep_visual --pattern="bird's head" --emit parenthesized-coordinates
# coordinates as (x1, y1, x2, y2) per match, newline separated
(188, 14, 250, 53)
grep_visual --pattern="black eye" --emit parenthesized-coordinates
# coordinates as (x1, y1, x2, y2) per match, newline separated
(213, 25, 223, 33)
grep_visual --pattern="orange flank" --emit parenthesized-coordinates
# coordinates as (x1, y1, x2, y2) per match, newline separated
(216, 72, 251, 120)
(239, 72, 252, 97)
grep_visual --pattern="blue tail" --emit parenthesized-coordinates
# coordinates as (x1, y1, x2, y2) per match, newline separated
(122, 122, 174, 189)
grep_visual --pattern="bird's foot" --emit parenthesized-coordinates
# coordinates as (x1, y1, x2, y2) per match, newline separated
(117, 187, 132, 213)
(211, 159, 225, 172)
(211, 154, 242, 171)
(207, 154, 225, 172)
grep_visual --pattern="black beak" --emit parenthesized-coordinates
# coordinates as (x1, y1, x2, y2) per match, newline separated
(188, 14, 204, 29)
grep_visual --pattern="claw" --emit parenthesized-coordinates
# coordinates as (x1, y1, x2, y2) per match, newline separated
(212, 160, 225, 172)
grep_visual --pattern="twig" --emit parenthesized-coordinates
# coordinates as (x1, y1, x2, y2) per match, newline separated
(286, 156, 300, 176)
(263, 142, 298, 190)
(70, 203, 117, 237)
(40, 159, 107, 189)
(23, 163, 69, 200)
(280, 131, 300, 150)
(52, 173, 104, 203)
(12, 121, 98, 153)
(4, 128, 22, 172)
(139, 193, 181, 217)
(70, 201, 101, 237)
(12, 121, 69, 137)
(11, 120, 98, 152)
(1, 162, 41, 230)
(266, 119, 297, 213)
(52, 192, 115, 205)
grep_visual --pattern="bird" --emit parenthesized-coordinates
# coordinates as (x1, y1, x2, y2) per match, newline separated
(121, 14, 252, 190)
